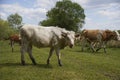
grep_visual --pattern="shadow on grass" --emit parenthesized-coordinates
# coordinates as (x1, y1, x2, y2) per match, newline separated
(0, 63, 53, 69)
(36, 64, 53, 69)
(0, 63, 21, 67)
(0, 49, 20, 54)
(71, 49, 107, 54)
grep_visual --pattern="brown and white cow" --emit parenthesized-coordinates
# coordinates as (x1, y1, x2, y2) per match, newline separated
(9, 34, 21, 52)
(20, 24, 78, 66)
(81, 29, 120, 53)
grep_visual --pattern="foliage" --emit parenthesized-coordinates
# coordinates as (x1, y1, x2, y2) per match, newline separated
(118, 30, 120, 33)
(0, 41, 120, 80)
(40, 0, 85, 32)
(7, 13, 22, 29)
(0, 19, 17, 40)
(107, 40, 120, 48)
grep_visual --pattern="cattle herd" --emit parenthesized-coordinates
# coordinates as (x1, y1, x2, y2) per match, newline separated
(7, 24, 120, 66)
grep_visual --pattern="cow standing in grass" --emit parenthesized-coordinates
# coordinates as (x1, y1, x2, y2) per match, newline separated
(20, 24, 78, 66)
(81, 29, 120, 53)
(9, 34, 21, 52)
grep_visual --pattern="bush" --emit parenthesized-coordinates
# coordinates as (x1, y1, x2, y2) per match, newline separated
(107, 40, 120, 48)
(0, 19, 17, 40)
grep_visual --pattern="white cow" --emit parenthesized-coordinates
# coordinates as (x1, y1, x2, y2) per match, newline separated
(20, 24, 77, 66)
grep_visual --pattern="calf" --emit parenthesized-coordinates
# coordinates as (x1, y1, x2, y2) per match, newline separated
(9, 34, 21, 52)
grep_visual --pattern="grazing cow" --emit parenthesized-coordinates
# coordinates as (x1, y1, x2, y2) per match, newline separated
(81, 29, 120, 53)
(9, 34, 21, 52)
(20, 24, 78, 66)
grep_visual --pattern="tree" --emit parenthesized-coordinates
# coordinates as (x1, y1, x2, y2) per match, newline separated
(40, 0, 85, 32)
(0, 19, 17, 40)
(7, 13, 22, 29)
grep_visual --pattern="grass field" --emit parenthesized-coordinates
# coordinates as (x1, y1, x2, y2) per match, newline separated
(0, 40, 120, 80)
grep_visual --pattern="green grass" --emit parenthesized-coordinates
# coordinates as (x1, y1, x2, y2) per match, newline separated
(0, 40, 120, 80)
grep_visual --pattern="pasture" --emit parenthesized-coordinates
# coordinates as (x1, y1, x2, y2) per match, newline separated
(0, 40, 120, 80)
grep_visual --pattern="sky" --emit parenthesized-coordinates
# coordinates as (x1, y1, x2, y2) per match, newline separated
(0, 0, 120, 30)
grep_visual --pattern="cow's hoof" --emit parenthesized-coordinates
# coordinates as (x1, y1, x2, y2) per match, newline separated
(59, 63, 62, 67)
(32, 59, 37, 65)
(33, 62, 37, 65)
(47, 59, 50, 65)
(59, 64, 62, 67)
(21, 60, 25, 65)
(58, 60, 62, 67)
(96, 48, 100, 52)
(22, 63, 25, 65)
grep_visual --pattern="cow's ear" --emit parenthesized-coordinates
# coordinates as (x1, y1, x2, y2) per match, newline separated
(61, 32, 67, 37)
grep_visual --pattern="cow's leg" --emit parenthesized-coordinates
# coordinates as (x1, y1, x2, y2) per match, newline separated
(103, 46, 106, 53)
(20, 45, 26, 65)
(103, 42, 107, 53)
(19, 40, 21, 46)
(81, 37, 86, 51)
(11, 40, 14, 52)
(96, 42, 102, 52)
(90, 42, 96, 52)
(96, 34, 103, 52)
(10, 40, 12, 47)
(20, 38, 28, 65)
(27, 44, 36, 65)
(47, 47, 54, 65)
(55, 48, 62, 66)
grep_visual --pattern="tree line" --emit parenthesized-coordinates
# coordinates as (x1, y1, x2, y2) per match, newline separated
(0, 0, 85, 40)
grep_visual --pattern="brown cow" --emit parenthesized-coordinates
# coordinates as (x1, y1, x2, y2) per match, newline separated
(9, 34, 21, 52)
(81, 29, 120, 53)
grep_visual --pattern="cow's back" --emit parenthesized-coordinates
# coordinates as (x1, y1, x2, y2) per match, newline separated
(82, 29, 100, 41)
(20, 25, 66, 48)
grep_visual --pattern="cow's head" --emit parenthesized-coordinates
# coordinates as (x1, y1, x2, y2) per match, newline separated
(62, 31, 75, 48)
(105, 30, 120, 41)
(114, 30, 120, 41)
